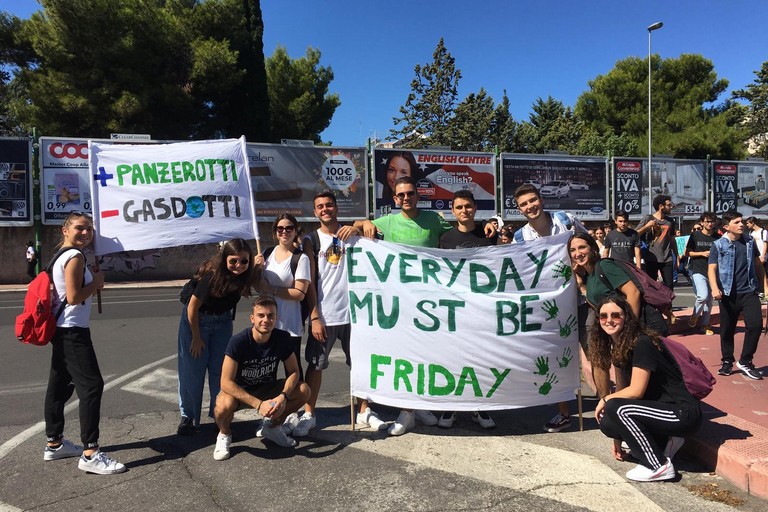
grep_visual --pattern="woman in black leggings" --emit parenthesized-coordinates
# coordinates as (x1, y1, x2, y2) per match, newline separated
(591, 296, 701, 482)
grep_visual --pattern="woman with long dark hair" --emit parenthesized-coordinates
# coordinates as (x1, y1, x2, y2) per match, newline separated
(177, 238, 258, 435)
(569, 232, 668, 336)
(591, 296, 701, 482)
(43, 212, 125, 474)
(259, 214, 311, 379)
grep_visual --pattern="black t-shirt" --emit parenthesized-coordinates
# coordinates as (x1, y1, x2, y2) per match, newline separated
(193, 273, 242, 315)
(603, 228, 640, 263)
(225, 327, 295, 388)
(685, 231, 719, 275)
(631, 335, 697, 408)
(439, 224, 497, 249)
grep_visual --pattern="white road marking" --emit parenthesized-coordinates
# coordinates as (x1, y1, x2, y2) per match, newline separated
(0, 354, 176, 461)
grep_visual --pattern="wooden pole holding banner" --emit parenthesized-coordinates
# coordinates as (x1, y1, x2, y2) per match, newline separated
(350, 394, 356, 431)
(577, 387, 583, 431)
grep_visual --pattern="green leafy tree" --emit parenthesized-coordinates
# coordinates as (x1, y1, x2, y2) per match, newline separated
(390, 38, 461, 147)
(515, 96, 582, 154)
(733, 61, 768, 158)
(265, 45, 340, 143)
(489, 90, 519, 152)
(444, 88, 494, 151)
(576, 54, 746, 159)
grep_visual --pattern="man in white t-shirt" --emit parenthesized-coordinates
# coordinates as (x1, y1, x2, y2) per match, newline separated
(746, 216, 768, 296)
(512, 184, 587, 434)
(286, 191, 387, 437)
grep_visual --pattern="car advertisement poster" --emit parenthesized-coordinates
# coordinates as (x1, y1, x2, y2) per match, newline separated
(0, 137, 32, 226)
(713, 160, 768, 217)
(245, 143, 367, 221)
(500, 154, 608, 220)
(372, 148, 496, 220)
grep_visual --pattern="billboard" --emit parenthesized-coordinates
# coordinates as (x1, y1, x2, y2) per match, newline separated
(0, 137, 32, 226)
(372, 148, 496, 220)
(246, 143, 367, 221)
(500, 154, 609, 220)
(712, 160, 768, 217)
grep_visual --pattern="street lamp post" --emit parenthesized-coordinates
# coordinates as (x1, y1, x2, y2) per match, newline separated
(648, 21, 663, 213)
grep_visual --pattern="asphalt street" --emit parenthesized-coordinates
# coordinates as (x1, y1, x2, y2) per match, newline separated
(0, 286, 765, 511)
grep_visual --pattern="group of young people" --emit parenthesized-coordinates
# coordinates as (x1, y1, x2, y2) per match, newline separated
(40, 180, 764, 484)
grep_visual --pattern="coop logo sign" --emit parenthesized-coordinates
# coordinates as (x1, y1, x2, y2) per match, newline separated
(89, 137, 257, 255)
(50, 142, 88, 159)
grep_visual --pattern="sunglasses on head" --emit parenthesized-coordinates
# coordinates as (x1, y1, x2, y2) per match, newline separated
(227, 257, 249, 265)
(276, 225, 295, 233)
(598, 311, 624, 321)
(395, 191, 416, 200)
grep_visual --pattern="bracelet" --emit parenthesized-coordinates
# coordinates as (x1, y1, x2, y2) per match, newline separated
(311, 317, 321, 321)
(600, 397, 607, 404)
(257, 400, 263, 410)
(280, 392, 290, 401)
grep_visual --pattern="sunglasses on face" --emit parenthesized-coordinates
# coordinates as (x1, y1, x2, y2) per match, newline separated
(395, 191, 416, 200)
(276, 225, 295, 233)
(227, 257, 249, 266)
(598, 311, 624, 322)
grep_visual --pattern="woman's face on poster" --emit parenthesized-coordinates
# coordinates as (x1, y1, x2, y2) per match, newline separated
(386, 156, 413, 191)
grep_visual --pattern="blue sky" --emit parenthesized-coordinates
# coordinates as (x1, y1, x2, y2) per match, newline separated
(5, 1, 768, 146)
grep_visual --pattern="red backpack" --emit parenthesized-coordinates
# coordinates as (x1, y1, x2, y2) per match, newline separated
(15, 248, 79, 346)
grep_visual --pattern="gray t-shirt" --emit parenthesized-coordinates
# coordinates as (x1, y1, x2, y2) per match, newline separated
(637, 214, 675, 264)
(604, 228, 640, 264)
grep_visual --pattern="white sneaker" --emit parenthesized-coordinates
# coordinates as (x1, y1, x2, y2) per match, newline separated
(78, 451, 127, 474)
(213, 433, 231, 460)
(44, 439, 83, 461)
(388, 410, 416, 436)
(262, 419, 297, 447)
(437, 412, 456, 429)
(472, 411, 496, 429)
(356, 408, 387, 431)
(664, 436, 685, 460)
(414, 410, 438, 426)
(292, 413, 316, 437)
(626, 458, 676, 482)
(281, 412, 300, 434)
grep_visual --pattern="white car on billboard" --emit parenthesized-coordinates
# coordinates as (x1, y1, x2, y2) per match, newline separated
(568, 181, 589, 190)
(540, 181, 570, 198)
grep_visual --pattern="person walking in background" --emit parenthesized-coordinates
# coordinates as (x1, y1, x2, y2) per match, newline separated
(25, 240, 38, 280)
(745, 216, 768, 299)
(709, 212, 767, 380)
(43, 212, 125, 475)
(637, 195, 678, 290)
(685, 213, 719, 335)
(602, 212, 641, 267)
(177, 238, 257, 436)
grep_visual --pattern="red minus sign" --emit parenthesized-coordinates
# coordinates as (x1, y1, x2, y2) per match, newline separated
(101, 210, 119, 218)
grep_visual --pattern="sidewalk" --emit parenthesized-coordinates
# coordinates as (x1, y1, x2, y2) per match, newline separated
(2, 281, 768, 499)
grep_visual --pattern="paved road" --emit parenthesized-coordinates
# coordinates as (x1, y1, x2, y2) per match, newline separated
(0, 287, 764, 511)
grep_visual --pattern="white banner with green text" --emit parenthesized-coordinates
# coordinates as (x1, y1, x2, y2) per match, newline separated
(348, 232, 580, 411)
(88, 137, 257, 255)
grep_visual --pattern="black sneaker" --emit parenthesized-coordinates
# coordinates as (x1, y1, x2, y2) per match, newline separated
(737, 361, 763, 380)
(543, 413, 571, 433)
(177, 416, 196, 436)
(718, 361, 733, 376)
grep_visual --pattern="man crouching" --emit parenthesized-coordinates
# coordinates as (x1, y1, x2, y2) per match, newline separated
(213, 296, 311, 460)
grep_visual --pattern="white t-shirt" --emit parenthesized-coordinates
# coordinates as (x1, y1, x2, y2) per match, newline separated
(311, 230, 350, 326)
(51, 248, 93, 328)
(751, 228, 768, 258)
(513, 211, 587, 242)
(264, 249, 311, 336)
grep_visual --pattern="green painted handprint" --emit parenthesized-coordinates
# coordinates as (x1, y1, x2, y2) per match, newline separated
(552, 261, 572, 287)
(541, 299, 559, 320)
(537, 373, 559, 395)
(558, 315, 577, 338)
(558, 346, 573, 368)
(533, 356, 549, 375)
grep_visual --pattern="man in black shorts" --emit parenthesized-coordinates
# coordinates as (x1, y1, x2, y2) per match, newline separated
(212, 296, 311, 460)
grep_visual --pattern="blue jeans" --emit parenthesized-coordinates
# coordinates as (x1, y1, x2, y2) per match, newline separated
(177, 307, 233, 426)
(690, 272, 712, 326)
